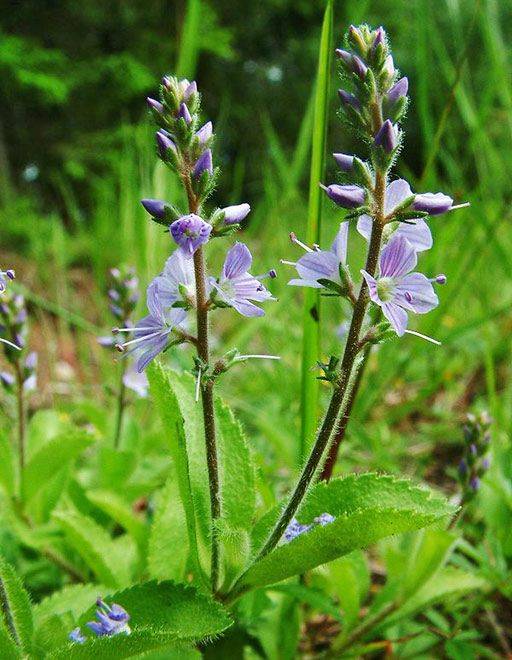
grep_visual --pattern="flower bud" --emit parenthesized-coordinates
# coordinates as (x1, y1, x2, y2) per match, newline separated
(374, 119, 398, 153)
(335, 49, 352, 66)
(177, 103, 192, 124)
(146, 97, 163, 114)
(320, 184, 365, 209)
(338, 89, 361, 111)
(222, 203, 251, 225)
(141, 199, 167, 220)
(170, 214, 212, 257)
(193, 149, 213, 178)
(333, 153, 354, 172)
(387, 77, 409, 104)
(196, 121, 213, 145)
(412, 192, 453, 215)
(383, 55, 395, 81)
(156, 130, 177, 159)
(371, 26, 385, 51)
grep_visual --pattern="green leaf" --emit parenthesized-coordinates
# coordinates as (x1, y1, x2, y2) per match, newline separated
(0, 556, 33, 653)
(241, 474, 454, 588)
(22, 430, 94, 503)
(50, 633, 201, 659)
(326, 551, 369, 632)
(33, 584, 109, 627)
(0, 431, 16, 496)
(147, 470, 189, 582)
(52, 508, 133, 587)
(147, 364, 206, 585)
(269, 584, 343, 623)
(76, 581, 232, 642)
(0, 625, 21, 659)
(300, 0, 333, 458)
(86, 489, 148, 549)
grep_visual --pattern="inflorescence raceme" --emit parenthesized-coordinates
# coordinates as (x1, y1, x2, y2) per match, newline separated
(111, 76, 276, 373)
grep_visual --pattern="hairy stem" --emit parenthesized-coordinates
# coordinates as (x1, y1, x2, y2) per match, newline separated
(113, 362, 126, 449)
(183, 171, 221, 591)
(13, 361, 25, 476)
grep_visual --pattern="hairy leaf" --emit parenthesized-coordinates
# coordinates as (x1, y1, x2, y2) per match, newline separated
(241, 474, 454, 587)
(33, 584, 109, 627)
(50, 633, 201, 659)
(0, 556, 33, 653)
(52, 509, 132, 587)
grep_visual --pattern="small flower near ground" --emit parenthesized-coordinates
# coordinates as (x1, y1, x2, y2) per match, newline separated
(210, 242, 275, 317)
(286, 222, 349, 291)
(357, 179, 432, 252)
(170, 214, 212, 258)
(283, 512, 335, 542)
(361, 236, 443, 338)
(114, 283, 186, 372)
(69, 627, 86, 644)
(85, 598, 131, 638)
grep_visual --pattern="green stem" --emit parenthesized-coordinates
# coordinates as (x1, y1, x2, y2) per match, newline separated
(113, 362, 127, 449)
(13, 362, 25, 477)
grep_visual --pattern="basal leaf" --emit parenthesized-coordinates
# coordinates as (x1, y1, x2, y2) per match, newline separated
(75, 580, 232, 642)
(0, 556, 33, 653)
(49, 633, 201, 659)
(33, 584, 109, 627)
(240, 474, 454, 588)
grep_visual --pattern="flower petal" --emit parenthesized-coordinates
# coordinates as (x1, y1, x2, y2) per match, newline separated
(380, 236, 417, 278)
(330, 221, 349, 263)
(384, 178, 413, 215)
(223, 242, 253, 280)
(361, 270, 381, 305)
(230, 299, 265, 317)
(357, 214, 373, 242)
(382, 301, 408, 336)
(295, 251, 339, 282)
(288, 278, 323, 288)
(136, 334, 170, 372)
(394, 218, 433, 252)
(146, 283, 165, 322)
(395, 272, 439, 313)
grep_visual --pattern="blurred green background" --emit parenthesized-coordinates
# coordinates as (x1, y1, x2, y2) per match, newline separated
(1, 0, 511, 492)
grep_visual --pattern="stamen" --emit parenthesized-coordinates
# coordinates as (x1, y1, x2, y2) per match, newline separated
(450, 202, 470, 211)
(404, 291, 413, 303)
(195, 367, 201, 402)
(289, 232, 313, 253)
(0, 337, 21, 350)
(280, 259, 297, 266)
(255, 269, 277, 280)
(404, 329, 441, 346)
(112, 326, 151, 334)
(116, 330, 162, 349)
(432, 274, 447, 285)
(234, 354, 281, 362)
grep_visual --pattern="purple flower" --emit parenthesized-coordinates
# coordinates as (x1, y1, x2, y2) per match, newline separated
(86, 598, 131, 637)
(469, 476, 480, 492)
(177, 102, 192, 124)
(156, 130, 177, 159)
(387, 77, 408, 104)
(178, 79, 197, 100)
(0, 269, 15, 293)
(287, 222, 348, 289)
(357, 179, 432, 252)
(333, 153, 354, 172)
(222, 203, 251, 225)
(371, 26, 385, 50)
(0, 371, 15, 388)
(361, 236, 440, 336)
(146, 97, 163, 114)
(374, 119, 398, 153)
(210, 243, 275, 317)
(69, 627, 86, 644)
(321, 183, 365, 209)
(412, 192, 453, 215)
(148, 248, 196, 308)
(115, 284, 186, 372)
(284, 518, 312, 542)
(170, 214, 212, 258)
(192, 149, 213, 178)
(141, 199, 167, 220)
(314, 512, 335, 526)
(196, 121, 213, 144)
(338, 89, 361, 111)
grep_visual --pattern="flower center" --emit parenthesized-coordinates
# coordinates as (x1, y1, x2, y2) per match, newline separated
(376, 276, 395, 302)
(218, 279, 236, 299)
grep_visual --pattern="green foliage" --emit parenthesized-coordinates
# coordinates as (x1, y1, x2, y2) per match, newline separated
(49, 633, 201, 659)
(52, 508, 134, 587)
(0, 556, 33, 654)
(0, 432, 16, 497)
(86, 489, 148, 550)
(146, 363, 206, 586)
(241, 474, 454, 587)
(76, 580, 232, 641)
